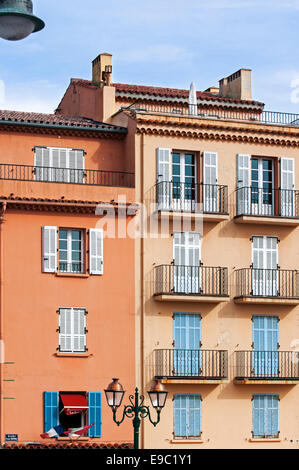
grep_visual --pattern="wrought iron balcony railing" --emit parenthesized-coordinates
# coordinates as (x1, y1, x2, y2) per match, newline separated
(0, 163, 135, 188)
(155, 181, 228, 214)
(235, 268, 299, 299)
(235, 350, 299, 380)
(154, 264, 228, 297)
(236, 186, 299, 218)
(154, 349, 228, 379)
(58, 262, 84, 274)
(129, 103, 299, 127)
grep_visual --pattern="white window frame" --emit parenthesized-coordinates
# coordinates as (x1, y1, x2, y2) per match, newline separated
(58, 228, 84, 274)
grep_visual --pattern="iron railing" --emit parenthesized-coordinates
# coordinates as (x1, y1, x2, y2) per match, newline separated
(58, 262, 84, 274)
(235, 268, 299, 299)
(236, 186, 299, 218)
(155, 181, 228, 214)
(0, 163, 135, 188)
(235, 350, 299, 380)
(154, 349, 228, 379)
(129, 103, 299, 127)
(154, 264, 228, 297)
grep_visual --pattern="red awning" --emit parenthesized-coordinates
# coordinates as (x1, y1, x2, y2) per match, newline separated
(61, 394, 88, 416)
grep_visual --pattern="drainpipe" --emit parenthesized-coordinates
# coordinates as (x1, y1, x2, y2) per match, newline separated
(140, 132, 145, 449)
(0, 201, 6, 446)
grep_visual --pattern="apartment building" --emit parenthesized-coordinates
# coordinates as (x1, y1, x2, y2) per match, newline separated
(56, 53, 299, 449)
(0, 110, 136, 446)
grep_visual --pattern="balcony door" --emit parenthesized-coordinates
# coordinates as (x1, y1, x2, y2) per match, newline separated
(173, 232, 201, 294)
(172, 152, 196, 212)
(252, 316, 279, 377)
(281, 157, 295, 217)
(251, 158, 274, 216)
(203, 152, 218, 212)
(252, 236, 278, 296)
(173, 313, 201, 376)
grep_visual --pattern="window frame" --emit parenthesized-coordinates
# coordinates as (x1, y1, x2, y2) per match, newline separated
(58, 228, 85, 274)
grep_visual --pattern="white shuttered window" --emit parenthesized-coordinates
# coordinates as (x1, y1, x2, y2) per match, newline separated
(59, 308, 86, 353)
(34, 147, 85, 183)
(89, 228, 103, 275)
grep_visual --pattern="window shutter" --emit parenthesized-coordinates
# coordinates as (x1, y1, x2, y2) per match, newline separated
(34, 147, 50, 181)
(252, 395, 265, 437)
(52, 148, 67, 182)
(267, 395, 279, 437)
(69, 150, 85, 184)
(88, 392, 102, 437)
(73, 309, 86, 352)
(280, 157, 295, 217)
(237, 154, 251, 215)
(42, 226, 57, 273)
(59, 309, 72, 352)
(89, 229, 103, 275)
(189, 395, 201, 437)
(156, 148, 171, 183)
(174, 395, 186, 437)
(44, 391, 59, 432)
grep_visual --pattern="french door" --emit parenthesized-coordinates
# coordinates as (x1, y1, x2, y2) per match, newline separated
(173, 313, 201, 376)
(252, 316, 279, 377)
(172, 152, 196, 211)
(173, 232, 201, 294)
(203, 152, 218, 212)
(252, 236, 278, 296)
(251, 158, 274, 216)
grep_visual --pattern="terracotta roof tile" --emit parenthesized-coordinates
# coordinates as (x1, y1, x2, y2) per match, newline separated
(70, 78, 264, 107)
(0, 109, 127, 133)
(4, 442, 133, 449)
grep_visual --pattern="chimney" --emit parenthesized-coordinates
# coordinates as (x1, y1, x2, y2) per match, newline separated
(92, 53, 112, 86)
(219, 69, 252, 100)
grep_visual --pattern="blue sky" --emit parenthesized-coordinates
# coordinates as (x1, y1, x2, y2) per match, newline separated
(1, 0, 299, 113)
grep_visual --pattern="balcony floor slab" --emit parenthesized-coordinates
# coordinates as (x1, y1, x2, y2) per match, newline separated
(234, 215, 299, 226)
(234, 296, 299, 305)
(234, 378, 299, 385)
(156, 210, 229, 223)
(160, 378, 228, 385)
(155, 294, 229, 303)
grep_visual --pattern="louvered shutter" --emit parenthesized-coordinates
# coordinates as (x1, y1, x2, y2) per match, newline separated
(156, 148, 171, 210)
(174, 395, 187, 437)
(72, 309, 86, 352)
(281, 157, 295, 216)
(189, 395, 201, 437)
(69, 150, 85, 184)
(253, 395, 265, 437)
(88, 392, 102, 437)
(266, 395, 279, 437)
(59, 309, 72, 352)
(52, 148, 67, 182)
(203, 152, 218, 212)
(44, 391, 59, 432)
(42, 226, 57, 273)
(237, 154, 251, 215)
(34, 147, 50, 181)
(89, 228, 103, 275)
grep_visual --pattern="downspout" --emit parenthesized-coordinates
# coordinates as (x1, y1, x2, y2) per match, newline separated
(140, 132, 145, 449)
(0, 202, 6, 447)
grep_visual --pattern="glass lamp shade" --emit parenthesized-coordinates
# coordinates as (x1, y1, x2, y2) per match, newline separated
(104, 378, 125, 409)
(0, 0, 45, 41)
(148, 379, 168, 410)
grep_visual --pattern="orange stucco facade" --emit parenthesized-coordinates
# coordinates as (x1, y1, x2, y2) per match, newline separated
(0, 119, 136, 446)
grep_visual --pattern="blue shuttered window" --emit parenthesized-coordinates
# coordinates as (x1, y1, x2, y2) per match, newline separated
(88, 392, 102, 437)
(174, 394, 201, 438)
(252, 394, 279, 438)
(44, 391, 59, 432)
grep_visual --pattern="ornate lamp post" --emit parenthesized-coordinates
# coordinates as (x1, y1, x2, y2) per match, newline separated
(0, 0, 44, 41)
(105, 378, 168, 450)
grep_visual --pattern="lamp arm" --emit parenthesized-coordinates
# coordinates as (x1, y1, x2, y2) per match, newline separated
(112, 406, 127, 426)
(140, 406, 161, 427)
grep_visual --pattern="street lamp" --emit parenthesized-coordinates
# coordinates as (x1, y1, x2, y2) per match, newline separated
(0, 0, 44, 41)
(105, 378, 168, 449)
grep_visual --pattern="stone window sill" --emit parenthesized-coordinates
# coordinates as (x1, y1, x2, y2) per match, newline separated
(55, 352, 92, 358)
(55, 272, 89, 278)
(249, 438, 281, 442)
(171, 439, 204, 444)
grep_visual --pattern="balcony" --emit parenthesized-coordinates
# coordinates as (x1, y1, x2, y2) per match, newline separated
(154, 349, 228, 384)
(0, 163, 135, 188)
(154, 182, 228, 222)
(234, 350, 299, 384)
(130, 103, 299, 128)
(154, 264, 229, 303)
(234, 268, 299, 305)
(235, 187, 299, 226)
